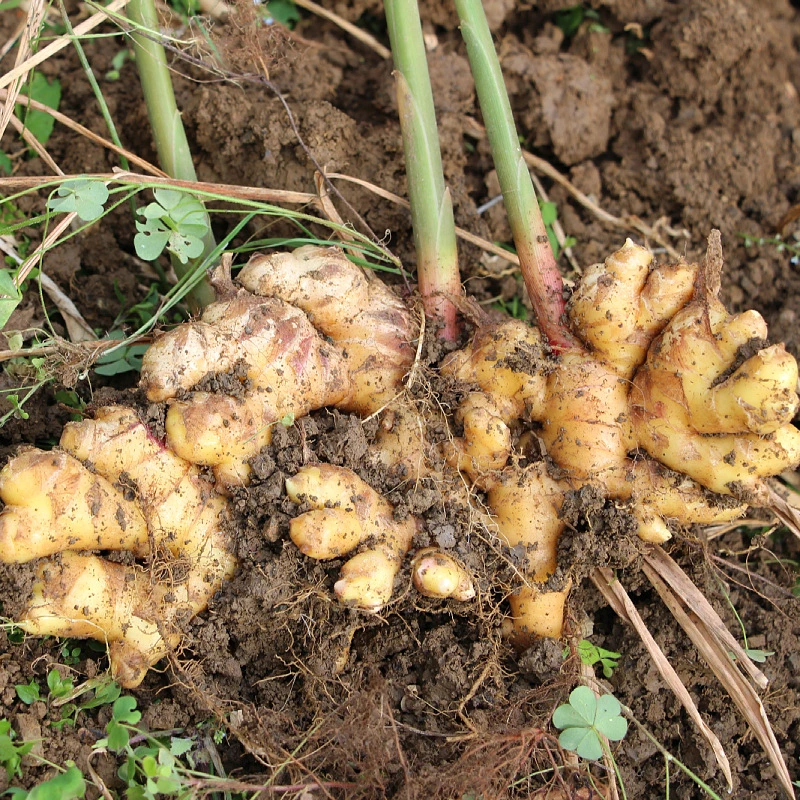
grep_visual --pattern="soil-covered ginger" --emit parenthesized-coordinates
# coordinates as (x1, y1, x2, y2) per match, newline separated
(2, 234, 799, 684)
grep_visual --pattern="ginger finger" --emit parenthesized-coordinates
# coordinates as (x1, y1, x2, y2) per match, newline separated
(20, 553, 177, 689)
(485, 464, 570, 640)
(567, 239, 696, 377)
(286, 464, 417, 609)
(0, 449, 148, 562)
(445, 393, 512, 476)
(239, 246, 417, 413)
(164, 392, 278, 488)
(5, 405, 237, 686)
(411, 548, 475, 601)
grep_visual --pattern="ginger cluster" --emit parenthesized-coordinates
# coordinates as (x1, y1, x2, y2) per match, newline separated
(1, 236, 798, 684)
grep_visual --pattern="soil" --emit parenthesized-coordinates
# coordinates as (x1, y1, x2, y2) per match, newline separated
(2, 0, 800, 798)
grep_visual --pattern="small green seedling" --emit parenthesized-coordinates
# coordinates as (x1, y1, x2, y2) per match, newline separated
(493, 291, 528, 321)
(47, 179, 109, 223)
(575, 640, 621, 678)
(17, 72, 61, 149)
(52, 678, 121, 730)
(134, 188, 210, 264)
(46, 670, 74, 701)
(106, 48, 133, 81)
(742, 647, 775, 664)
(95, 695, 197, 798)
(6, 764, 86, 800)
(0, 268, 22, 329)
(552, 685, 628, 761)
(553, 5, 609, 38)
(15, 679, 40, 705)
(100, 696, 143, 753)
(0, 719, 34, 779)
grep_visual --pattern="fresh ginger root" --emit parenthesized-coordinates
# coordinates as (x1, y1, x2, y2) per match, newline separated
(286, 464, 418, 609)
(0, 247, 418, 685)
(0, 406, 236, 687)
(443, 232, 800, 642)
(3, 236, 799, 681)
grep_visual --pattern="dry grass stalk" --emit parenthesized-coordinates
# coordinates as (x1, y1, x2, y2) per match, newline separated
(0, 0, 46, 141)
(2, 88, 166, 176)
(294, 0, 391, 59)
(643, 545, 768, 689)
(0, 0, 132, 93)
(641, 561, 795, 799)
(591, 566, 733, 790)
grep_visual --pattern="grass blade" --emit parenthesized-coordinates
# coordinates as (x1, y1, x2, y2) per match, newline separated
(592, 566, 733, 790)
(641, 562, 795, 799)
(643, 545, 768, 690)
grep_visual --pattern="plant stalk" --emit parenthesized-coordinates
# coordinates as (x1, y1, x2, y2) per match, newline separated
(454, 0, 577, 351)
(127, 0, 216, 310)
(385, 0, 461, 340)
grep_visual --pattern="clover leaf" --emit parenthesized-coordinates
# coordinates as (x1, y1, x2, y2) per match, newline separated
(134, 188, 209, 264)
(48, 179, 109, 222)
(552, 685, 628, 761)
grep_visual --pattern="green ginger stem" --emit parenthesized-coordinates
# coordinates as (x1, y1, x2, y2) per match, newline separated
(385, 0, 461, 340)
(455, 0, 577, 351)
(127, 0, 216, 310)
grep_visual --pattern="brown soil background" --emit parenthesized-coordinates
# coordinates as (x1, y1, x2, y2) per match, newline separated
(2, 0, 800, 798)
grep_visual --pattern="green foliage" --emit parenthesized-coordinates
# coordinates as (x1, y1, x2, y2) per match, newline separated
(0, 200, 31, 264)
(553, 5, 608, 38)
(0, 719, 34, 779)
(167, 0, 199, 17)
(17, 72, 61, 149)
(264, 0, 300, 28)
(493, 294, 528, 321)
(135, 188, 210, 264)
(0, 344, 51, 428)
(743, 648, 774, 663)
(15, 679, 40, 706)
(0, 150, 12, 174)
(96, 696, 203, 799)
(46, 670, 73, 701)
(573, 640, 621, 679)
(6, 764, 86, 800)
(105, 48, 133, 81)
(552, 686, 628, 761)
(93, 331, 149, 376)
(102, 696, 143, 753)
(7, 625, 25, 644)
(0, 268, 23, 329)
(54, 391, 87, 422)
(54, 679, 122, 731)
(47, 179, 109, 223)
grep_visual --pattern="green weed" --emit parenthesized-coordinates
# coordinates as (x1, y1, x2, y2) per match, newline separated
(552, 685, 628, 761)
(567, 640, 622, 679)
(17, 72, 61, 151)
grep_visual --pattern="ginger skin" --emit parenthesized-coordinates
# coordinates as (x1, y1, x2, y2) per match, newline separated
(0, 406, 235, 687)
(3, 236, 799, 684)
(443, 234, 800, 641)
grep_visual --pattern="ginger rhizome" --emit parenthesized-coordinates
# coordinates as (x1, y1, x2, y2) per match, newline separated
(0, 407, 236, 687)
(2, 236, 799, 684)
(441, 233, 800, 641)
